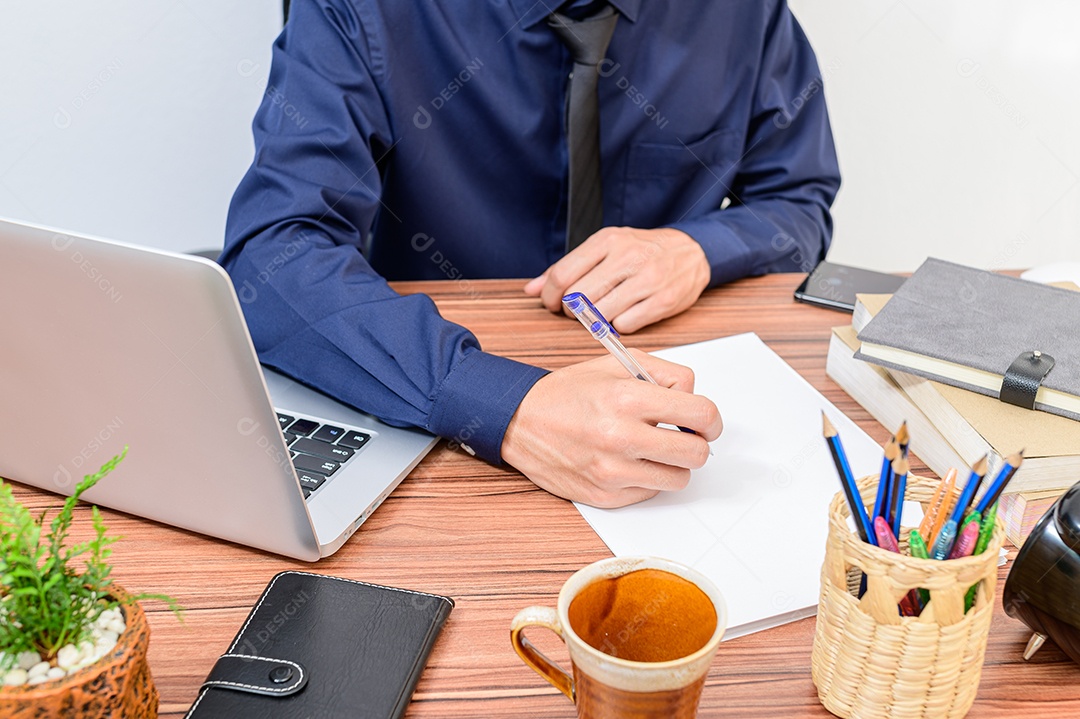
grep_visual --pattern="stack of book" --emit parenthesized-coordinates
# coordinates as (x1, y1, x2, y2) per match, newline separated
(826, 259, 1080, 547)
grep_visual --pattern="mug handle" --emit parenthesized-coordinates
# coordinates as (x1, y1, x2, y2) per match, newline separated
(510, 606, 574, 702)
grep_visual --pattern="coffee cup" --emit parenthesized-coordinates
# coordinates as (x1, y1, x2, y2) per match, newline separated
(510, 556, 726, 719)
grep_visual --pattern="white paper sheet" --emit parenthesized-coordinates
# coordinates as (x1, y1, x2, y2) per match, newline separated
(574, 333, 884, 639)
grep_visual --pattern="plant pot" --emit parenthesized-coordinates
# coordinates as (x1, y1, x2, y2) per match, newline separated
(0, 584, 158, 719)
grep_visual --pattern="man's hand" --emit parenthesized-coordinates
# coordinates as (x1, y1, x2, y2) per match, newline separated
(523, 227, 711, 334)
(501, 350, 723, 508)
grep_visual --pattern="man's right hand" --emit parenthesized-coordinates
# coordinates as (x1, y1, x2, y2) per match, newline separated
(500, 350, 723, 508)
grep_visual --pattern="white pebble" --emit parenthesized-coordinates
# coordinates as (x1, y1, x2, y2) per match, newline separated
(46, 667, 67, 680)
(56, 645, 80, 670)
(27, 675, 51, 686)
(16, 651, 41, 671)
(107, 620, 126, 635)
(98, 629, 119, 646)
(3, 668, 28, 686)
(27, 661, 50, 679)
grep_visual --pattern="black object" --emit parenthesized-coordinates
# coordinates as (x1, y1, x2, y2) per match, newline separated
(1003, 481, 1080, 664)
(548, 5, 619, 252)
(794, 260, 907, 313)
(185, 571, 454, 718)
(999, 350, 1056, 410)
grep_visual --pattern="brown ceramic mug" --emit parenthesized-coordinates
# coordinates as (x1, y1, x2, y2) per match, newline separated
(510, 556, 727, 719)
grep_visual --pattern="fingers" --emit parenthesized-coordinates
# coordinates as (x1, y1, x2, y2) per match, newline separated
(629, 350, 695, 392)
(523, 227, 710, 334)
(500, 352, 721, 510)
(584, 485, 662, 509)
(536, 238, 611, 312)
(622, 378, 723, 441)
(523, 274, 546, 296)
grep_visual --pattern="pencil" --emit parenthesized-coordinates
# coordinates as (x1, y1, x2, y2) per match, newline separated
(872, 435, 898, 521)
(975, 450, 1024, 515)
(888, 456, 910, 537)
(895, 421, 910, 460)
(822, 412, 876, 545)
(947, 455, 989, 527)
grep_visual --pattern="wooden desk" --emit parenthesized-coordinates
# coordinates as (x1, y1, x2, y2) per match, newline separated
(8, 274, 1079, 717)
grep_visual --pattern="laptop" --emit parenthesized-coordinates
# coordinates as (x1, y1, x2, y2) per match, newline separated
(0, 218, 438, 560)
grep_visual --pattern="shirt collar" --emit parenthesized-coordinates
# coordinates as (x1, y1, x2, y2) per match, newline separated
(508, 0, 640, 29)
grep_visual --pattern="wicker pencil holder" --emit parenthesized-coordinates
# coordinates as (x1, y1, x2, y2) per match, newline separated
(811, 474, 1005, 719)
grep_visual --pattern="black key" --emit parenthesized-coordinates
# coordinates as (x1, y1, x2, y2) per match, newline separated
(292, 453, 340, 476)
(292, 437, 354, 462)
(338, 431, 371, 450)
(312, 424, 346, 443)
(297, 471, 326, 493)
(286, 418, 319, 436)
(276, 413, 294, 430)
(283, 433, 301, 446)
(302, 487, 312, 499)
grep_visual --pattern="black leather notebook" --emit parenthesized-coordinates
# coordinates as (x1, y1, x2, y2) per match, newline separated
(185, 571, 454, 719)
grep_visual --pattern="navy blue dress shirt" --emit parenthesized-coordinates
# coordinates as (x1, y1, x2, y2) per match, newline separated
(222, 0, 840, 463)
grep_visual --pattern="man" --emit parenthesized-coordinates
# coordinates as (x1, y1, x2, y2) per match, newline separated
(222, 0, 839, 508)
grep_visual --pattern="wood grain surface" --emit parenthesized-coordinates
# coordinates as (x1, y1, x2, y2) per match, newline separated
(7, 274, 1079, 717)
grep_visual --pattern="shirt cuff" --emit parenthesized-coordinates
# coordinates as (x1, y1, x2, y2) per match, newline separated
(667, 217, 755, 288)
(427, 351, 549, 464)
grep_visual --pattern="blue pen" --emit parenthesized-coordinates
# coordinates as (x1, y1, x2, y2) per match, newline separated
(946, 455, 989, 527)
(975, 450, 1024, 515)
(562, 292, 702, 439)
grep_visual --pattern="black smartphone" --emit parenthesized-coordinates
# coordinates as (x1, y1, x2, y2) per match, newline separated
(793, 260, 906, 312)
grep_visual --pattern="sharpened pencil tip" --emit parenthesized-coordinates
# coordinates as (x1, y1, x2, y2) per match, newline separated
(972, 454, 989, 476)
(1008, 450, 1025, 466)
(895, 421, 910, 447)
(821, 412, 837, 437)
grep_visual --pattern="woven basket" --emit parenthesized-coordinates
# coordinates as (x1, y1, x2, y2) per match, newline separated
(811, 475, 1004, 719)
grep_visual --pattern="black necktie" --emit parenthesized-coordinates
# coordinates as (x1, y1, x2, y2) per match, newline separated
(548, 4, 619, 253)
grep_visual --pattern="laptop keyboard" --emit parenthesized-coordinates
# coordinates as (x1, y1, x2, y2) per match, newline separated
(277, 413, 371, 500)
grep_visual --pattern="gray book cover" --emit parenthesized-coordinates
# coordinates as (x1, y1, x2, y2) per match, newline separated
(854, 257, 1080, 421)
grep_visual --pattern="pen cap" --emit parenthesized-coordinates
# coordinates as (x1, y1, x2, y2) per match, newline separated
(562, 292, 616, 339)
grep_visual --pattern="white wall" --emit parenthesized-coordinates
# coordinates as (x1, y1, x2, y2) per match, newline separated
(0, 2, 280, 254)
(2, 2, 1077, 271)
(791, 0, 1080, 272)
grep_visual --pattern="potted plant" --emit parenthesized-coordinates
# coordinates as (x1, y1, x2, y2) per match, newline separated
(0, 447, 179, 718)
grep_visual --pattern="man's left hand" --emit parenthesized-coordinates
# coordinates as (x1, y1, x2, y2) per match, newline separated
(523, 227, 711, 334)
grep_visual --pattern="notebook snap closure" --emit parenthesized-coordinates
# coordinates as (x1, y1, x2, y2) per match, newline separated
(269, 665, 295, 684)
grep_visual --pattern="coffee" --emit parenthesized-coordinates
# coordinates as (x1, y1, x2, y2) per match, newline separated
(568, 568, 717, 663)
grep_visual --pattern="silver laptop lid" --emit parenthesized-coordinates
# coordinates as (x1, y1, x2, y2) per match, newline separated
(0, 219, 325, 559)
